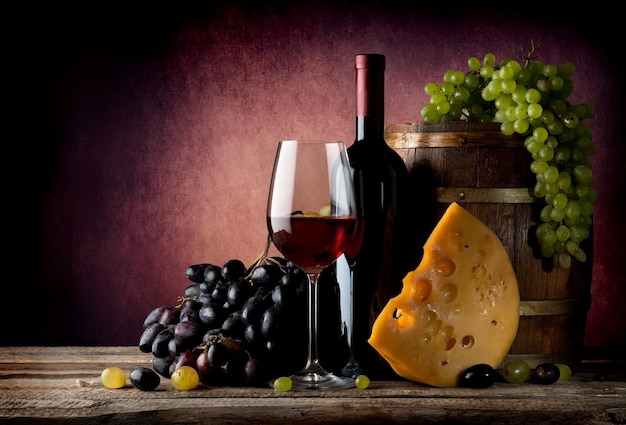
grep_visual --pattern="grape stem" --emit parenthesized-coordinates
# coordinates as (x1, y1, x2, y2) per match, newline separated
(517, 39, 540, 67)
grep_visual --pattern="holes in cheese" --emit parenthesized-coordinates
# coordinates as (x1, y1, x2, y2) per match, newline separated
(368, 202, 520, 387)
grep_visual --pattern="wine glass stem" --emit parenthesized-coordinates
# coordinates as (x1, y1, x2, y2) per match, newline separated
(302, 271, 325, 373)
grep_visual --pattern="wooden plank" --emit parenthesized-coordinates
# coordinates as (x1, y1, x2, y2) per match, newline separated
(0, 347, 624, 424)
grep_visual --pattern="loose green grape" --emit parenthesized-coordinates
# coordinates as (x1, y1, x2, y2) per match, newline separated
(272, 376, 293, 392)
(501, 359, 530, 384)
(171, 365, 200, 390)
(556, 364, 572, 381)
(101, 366, 127, 389)
(355, 375, 370, 389)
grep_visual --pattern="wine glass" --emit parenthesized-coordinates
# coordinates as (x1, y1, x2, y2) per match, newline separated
(267, 140, 360, 390)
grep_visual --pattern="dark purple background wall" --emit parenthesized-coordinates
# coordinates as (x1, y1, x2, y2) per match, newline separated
(6, 2, 625, 351)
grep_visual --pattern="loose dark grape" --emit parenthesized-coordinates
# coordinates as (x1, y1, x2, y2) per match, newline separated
(143, 306, 167, 329)
(186, 264, 211, 283)
(130, 367, 160, 391)
(139, 322, 165, 353)
(221, 259, 246, 281)
(459, 364, 496, 388)
(531, 363, 560, 385)
(594, 372, 609, 382)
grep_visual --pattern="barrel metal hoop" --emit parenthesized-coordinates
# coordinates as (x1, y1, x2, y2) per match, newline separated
(519, 298, 591, 317)
(434, 187, 538, 203)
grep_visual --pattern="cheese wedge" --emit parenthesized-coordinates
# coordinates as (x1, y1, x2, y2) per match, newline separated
(368, 202, 519, 387)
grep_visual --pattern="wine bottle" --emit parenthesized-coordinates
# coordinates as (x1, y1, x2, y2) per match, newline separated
(337, 53, 418, 380)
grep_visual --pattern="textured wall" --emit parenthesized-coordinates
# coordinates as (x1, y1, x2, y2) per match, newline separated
(6, 1, 624, 351)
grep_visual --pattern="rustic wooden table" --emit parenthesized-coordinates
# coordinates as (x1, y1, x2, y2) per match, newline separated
(0, 346, 624, 424)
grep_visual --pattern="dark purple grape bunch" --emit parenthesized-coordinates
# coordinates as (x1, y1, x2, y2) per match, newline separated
(138, 257, 308, 387)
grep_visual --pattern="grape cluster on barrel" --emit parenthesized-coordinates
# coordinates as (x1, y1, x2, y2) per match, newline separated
(420, 46, 596, 268)
(138, 257, 308, 387)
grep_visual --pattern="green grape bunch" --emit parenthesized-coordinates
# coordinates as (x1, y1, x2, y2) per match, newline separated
(419, 46, 596, 268)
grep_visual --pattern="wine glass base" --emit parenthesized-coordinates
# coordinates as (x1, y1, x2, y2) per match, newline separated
(289, 372, 355, 391)
(339, 360, 363, 379)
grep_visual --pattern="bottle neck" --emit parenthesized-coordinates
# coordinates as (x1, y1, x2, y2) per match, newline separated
(355, 55, 385, 142)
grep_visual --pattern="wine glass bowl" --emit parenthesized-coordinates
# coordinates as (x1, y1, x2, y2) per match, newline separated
(267, 140, 360, 390)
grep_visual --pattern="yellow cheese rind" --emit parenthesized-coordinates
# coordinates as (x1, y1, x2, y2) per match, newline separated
(368, 202, 520, 387)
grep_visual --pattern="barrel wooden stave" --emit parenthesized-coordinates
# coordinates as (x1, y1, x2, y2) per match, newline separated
(387, 122, 593, 370)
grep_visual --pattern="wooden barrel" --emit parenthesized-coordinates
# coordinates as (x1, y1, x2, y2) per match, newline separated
(385, 122, 593, 370)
